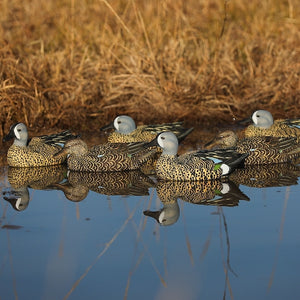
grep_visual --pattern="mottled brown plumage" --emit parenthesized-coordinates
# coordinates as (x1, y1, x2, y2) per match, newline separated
(54, 138, 157, 172)
(205, 130, 300, 165)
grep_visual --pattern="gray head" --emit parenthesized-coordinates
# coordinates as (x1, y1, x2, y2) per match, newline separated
(54, 138, 88, 158)
(3, 187, 30, 211)
(3, 123, 29, 147)
(156, 131, 179, 155)
(252, 110, 274, 129)
(143, 201, 180, 226)
(113, 115, 136, 134)
(205, 130, 238, 149)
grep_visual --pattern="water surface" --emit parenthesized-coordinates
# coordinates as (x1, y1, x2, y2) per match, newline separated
(0, 142, 300, 300)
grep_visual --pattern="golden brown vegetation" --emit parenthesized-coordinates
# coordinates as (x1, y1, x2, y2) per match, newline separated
(0, 0, 299, 135)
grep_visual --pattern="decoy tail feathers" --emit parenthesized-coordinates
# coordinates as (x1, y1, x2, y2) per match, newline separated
(127, 141, 151, 155)
(41, 130, 80, 146)
(141, 122, 184, 133)
(177, 127, 194, 142)
(281, 118, 300, 129)
(194, 148, 248, 175)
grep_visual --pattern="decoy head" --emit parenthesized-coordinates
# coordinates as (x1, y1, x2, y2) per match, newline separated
(54, 138, 88, 157)
(3, 187, 30, 211)
(100, 115, 136, 134)
(205, 130, 238, 149)
(252, 110, 274, 129)
(145, 131, 179, 156)
(3, 123, 29, 147)
(143, 201, 180, 226)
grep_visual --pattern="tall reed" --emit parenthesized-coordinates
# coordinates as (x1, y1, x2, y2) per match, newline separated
(0, 0, 299, 134)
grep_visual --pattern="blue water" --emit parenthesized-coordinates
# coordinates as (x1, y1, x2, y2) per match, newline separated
(0, 164, 299, 300)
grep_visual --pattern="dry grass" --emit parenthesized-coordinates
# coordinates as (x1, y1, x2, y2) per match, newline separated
(0, 0, 299, 135)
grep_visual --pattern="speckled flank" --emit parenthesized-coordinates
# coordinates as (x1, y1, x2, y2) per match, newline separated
(7, 141, 67, 167)
(155, 155, 224, 181)
(245, 122, 300, 141)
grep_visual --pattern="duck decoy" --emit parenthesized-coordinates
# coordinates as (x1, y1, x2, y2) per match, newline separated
(3, 122, 78, 167)
(100, 115, 193, 143)
(144, 131, 248, 181)
(205, 130, 300, 165)
(242, 110, 300, 141)
(53, 138, 158, 172)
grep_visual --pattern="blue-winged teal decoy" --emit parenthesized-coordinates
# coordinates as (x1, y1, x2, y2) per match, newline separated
(3, 123, 78, 167)
(243, 110, 300, 141)
(54, 138, 157, 172)
(100, 115, 194, 143)
(205, 130, 300, 165)
(144, 131, 248, 181)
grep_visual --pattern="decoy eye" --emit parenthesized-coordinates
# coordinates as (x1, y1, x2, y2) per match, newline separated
(161, 136, 165, 140)
(17, 129, 21, 132)
(256, 114, 260, 118)
(117, 121, 121, 124)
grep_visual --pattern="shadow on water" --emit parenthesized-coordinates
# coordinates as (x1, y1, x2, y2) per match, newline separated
(0, 148, 300, 299)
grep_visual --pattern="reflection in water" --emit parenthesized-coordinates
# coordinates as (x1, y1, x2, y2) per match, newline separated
(144, 180, 249, 226)
(229, 163, 300, 188)
(3, 187, 30, 211)
(52, 170, 156, 202)
(3, 165, 67, 211)
(7, 164, 67, 189)
(0, 151, 299, 299)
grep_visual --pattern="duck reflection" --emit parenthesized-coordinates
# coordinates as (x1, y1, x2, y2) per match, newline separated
(52, 170, 156, 202)
(3, 165, 67, 211)
(229, 163, 300, 188)
(144, 180, 249, 226)
(3, 186, 30, 211)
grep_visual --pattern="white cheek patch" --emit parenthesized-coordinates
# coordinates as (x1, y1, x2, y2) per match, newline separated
(14, 127, 21, 140)
(252, 112, 258, 125)
(15, 197, 22, 210)
(158, 137, 164, 148)
(114, 118, 119, 131)
(158, 211, 166, 224)
(221, 164, 230, 175)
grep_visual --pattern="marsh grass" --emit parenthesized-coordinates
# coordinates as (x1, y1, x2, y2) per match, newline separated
(0, 0, 299, 135)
